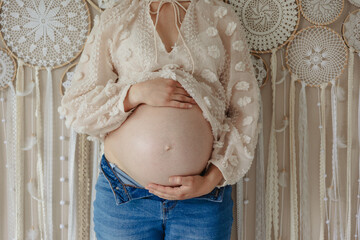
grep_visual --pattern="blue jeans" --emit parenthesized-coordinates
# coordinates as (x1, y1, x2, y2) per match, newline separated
(93, 154, 234, 240)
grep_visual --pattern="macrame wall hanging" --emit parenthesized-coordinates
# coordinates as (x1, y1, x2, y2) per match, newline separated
(300, 0, 344, 25)
(60, 61, 78, 96)
(226, 1, 299, 239)
(0, 47, 17, 240)
(286, 26, 348, 240)
(0, 0, 91, 238)
(342, 9, 360, 240)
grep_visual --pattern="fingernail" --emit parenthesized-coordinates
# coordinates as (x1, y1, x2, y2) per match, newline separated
(188, 104, 192, 108)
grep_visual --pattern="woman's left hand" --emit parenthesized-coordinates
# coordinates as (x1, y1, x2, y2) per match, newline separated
(145, 164, 224, 200)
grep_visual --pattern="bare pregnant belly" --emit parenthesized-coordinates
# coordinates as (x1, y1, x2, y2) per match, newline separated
(103, 104, 214, 187)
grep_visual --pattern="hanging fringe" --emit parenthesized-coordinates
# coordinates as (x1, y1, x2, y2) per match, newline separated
(319, 83, 327, 240)
(298, 81, 311, 240)
(265, 49, 280, 240)
(289, 74, 299, 240)
(345, 47, 354, 240)
(15, 59, 25, 240)
(44, 67, 54, 240)
(237, 179, 244, 240)
(34, 67, 47, 240)
(330, 79, 345, 239)
(255, 98, 266, 240)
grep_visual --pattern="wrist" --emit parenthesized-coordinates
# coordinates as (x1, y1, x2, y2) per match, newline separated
(204, 163, 224, 187)
(123, 83, 143, 112)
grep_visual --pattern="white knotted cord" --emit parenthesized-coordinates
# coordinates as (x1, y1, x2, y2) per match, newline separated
(298, 81, 311, 240)
(319, 83, 328, 240)
(237, 179, 243, 240)
(35, 66, 47, 240)
(356, 52, 360, 239)
(5, 77, 16, 240)
(265, 49, 280, 240)
(330, 79, 345, 240)
(90, 139, 101, 240)
(277, 52, 289, 240)
(345, 47, 354, 240)
(15, 59, 25, 240)
(147, 0, 195, 75)
(44, 67, 54, 240)
(67, 129, 78, 240)
(289, 73, 299, 240)
(255, 97, 266, 240)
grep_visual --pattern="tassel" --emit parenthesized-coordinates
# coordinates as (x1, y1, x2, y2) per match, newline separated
(21, 135, 37, 151)
(278, 170, 288, 188)
(25, 226, 39, 240)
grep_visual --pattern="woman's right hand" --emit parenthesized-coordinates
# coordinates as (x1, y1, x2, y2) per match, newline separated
(124, 77, 197, 111)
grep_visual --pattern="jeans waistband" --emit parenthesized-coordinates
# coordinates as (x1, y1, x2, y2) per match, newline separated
(99, 154, 228, 205)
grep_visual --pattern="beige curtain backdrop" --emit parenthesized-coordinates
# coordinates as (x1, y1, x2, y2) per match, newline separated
(0, 2, 359, 240)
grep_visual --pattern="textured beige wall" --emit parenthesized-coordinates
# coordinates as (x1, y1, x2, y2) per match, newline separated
(0, 2, 359, 240)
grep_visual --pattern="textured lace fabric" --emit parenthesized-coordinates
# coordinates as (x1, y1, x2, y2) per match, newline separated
(58, 0, 261, 187)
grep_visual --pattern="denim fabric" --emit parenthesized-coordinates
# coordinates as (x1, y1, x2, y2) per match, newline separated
(93, 154, 234, 240)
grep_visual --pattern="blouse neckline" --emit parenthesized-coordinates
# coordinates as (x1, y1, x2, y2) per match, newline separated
(144, 0, 195, 55)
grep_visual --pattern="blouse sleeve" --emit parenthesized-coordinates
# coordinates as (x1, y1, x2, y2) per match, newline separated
(207, 3, 261, 187)
(57, 9, 136, 141)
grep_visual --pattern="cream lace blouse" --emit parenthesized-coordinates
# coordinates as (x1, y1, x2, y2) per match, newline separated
(58, 0, 261, 187)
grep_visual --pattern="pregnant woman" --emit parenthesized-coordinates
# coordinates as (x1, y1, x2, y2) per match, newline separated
(58, 0, 260, 239)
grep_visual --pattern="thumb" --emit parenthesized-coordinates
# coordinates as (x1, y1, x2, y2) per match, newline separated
(169, 176, 193, 186)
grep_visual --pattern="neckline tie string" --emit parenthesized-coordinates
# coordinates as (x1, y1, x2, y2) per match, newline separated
(147, 0, 195, 75)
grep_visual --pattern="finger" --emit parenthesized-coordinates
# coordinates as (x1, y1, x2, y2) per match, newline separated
(171, 94, 195, 104)
(169, 176, 195, 186)
(148, 189, 178, 200)
(173, 87, 191, 97)
(167, 101, 193, 109)
(146, 184, 180, 195)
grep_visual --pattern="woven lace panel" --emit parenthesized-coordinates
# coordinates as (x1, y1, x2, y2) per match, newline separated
(343, 9, 360, 52)
(87, 0, 120, 9)
(250, 54, 268, 88)
(0, 0, 90, 68)
(0, 48, 16, 89)
(286, 26, 348, 87)
(228, 0, 298, 53)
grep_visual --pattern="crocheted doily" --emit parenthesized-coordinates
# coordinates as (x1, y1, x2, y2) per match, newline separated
(300, 0, 344, 25)
(285, 26, 348, 87)
(342, 9, 360, 52)
(250, 54, 268, 88)
(227, 0, 299, 53)
(0, 47, 16, 90)
(0, 0, 91, 68)
(348, 0, 360, 7)
(86, 0, 119, 11)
